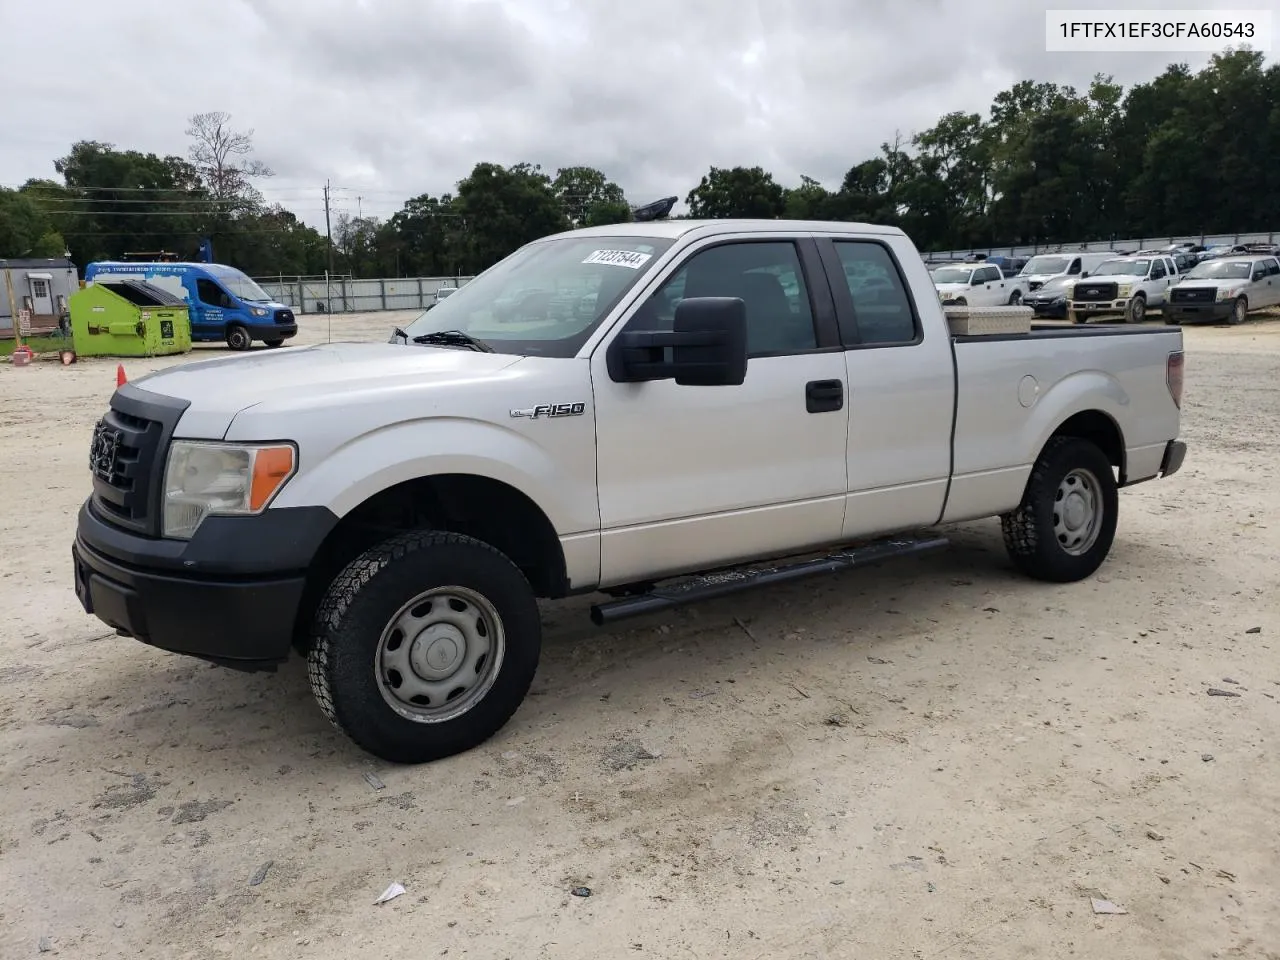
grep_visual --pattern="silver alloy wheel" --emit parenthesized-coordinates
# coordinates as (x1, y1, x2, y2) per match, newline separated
(1053, 468, 1103, 556)
(375, 586, 505, 723)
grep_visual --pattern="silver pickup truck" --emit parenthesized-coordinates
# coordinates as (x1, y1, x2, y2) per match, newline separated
(73, 219, 1188, 762)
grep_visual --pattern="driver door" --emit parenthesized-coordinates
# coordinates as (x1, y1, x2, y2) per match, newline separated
(591, 236, 849, 586)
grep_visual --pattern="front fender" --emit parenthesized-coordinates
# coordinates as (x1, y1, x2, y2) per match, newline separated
(270, 417, 600, 536)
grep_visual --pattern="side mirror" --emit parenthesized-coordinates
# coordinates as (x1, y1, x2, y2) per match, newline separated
(1080, 271, 1090, 278)
(607, 296, 748, 386)
(1253, 271, 1266, 282)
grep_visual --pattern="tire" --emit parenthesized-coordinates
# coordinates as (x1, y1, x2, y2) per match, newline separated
(226, 324, 252, 351)
(1230, 296, 1248, 325)
(307, 530, 541, 764)
(1000, 436, 1118, 583)
(1008, 290, 1022, 306)
(1126, 294, 1146, 324)
(263, 338, 285, 347)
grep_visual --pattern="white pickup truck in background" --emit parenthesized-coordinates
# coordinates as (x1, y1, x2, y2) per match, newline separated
(1067, 254, 1181, 323)
(72, 219, 1188, 763)
(931, 262, 1027, 307)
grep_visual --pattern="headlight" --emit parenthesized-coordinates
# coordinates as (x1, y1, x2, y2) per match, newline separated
(251, 306, 269, 317)
(1216, 288, 1240, 301)
(162, 440, 297, 539)
(1052, 296, 1065, 305)
(1116, 284, 1132, 297)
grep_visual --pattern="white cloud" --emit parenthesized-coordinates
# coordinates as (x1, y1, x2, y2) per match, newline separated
(1, 0, 1268, 228)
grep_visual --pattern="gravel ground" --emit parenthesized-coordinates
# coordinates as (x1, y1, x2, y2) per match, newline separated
(1, 310, 1278, 960)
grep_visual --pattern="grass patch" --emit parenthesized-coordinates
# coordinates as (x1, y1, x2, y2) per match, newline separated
(0, 336, 69, 357)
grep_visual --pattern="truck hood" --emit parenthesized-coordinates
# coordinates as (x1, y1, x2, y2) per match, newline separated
(131, 342, 524, 439)
(1174, 278, 1246, 291)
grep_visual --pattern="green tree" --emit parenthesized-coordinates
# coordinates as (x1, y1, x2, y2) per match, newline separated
(686, 166, 786, 219)
(551, 166, 629, 227)
(452, 162, 570, 272)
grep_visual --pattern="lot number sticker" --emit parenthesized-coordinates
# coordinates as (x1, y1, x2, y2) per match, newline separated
(582, 249, 652, 269)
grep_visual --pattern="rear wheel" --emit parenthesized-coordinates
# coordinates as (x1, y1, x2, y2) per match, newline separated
(307, 530, 541, 764)
(1230, 296, 1248, 325)
(1001, 436, 1118, 583)
(263, 338, 285, 347)
(226, 324, 252, 351)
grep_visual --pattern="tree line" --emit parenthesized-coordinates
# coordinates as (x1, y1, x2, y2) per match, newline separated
(1, 50, 1274, 279)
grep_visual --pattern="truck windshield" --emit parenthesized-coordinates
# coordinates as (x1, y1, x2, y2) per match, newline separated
(208, 267, 273, 302)
(1184, 260, 1253, 280)
(931, 268, 973, 284)
(1093, 259, 1149, 276)
(1021, 256, 1070, 275)
(399, 235, 675, 357)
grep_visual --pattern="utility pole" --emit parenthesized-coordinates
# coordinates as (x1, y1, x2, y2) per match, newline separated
(323, 179, 333, 342)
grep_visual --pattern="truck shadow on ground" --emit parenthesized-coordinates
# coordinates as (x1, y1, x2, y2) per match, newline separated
(58, 516, 1209, 782)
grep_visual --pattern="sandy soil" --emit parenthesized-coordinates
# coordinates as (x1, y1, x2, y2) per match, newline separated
(2, 311, 1278, 960)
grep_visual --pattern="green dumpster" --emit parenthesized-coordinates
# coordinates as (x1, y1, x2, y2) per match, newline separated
(70, 279, 192, 357)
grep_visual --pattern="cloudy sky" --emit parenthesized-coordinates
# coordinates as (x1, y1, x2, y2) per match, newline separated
(2, 0, 1271, 227)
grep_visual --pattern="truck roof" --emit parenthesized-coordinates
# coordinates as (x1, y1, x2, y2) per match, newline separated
(539, 219, 908, 242)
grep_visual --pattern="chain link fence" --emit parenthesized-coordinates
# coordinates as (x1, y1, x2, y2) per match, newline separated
(254, 276, 477, 314)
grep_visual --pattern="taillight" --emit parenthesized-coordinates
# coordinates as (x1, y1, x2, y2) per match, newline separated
(1167, 351, 1184, 408)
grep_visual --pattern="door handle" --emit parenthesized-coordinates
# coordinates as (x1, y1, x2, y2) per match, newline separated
(805, 379, 844, 413)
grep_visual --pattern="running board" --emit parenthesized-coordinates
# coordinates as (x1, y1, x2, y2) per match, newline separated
(589, 535, 950, 626)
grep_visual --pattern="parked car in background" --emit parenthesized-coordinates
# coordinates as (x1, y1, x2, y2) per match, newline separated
(1018, 252, 1114, 291)
(1066, 254, 1180, 323)
(984, 255, 1029, 278)
(1164, 254, 1280, 325)
(932, 263, 1027, 306)
(1201, 244, 1251, 260)
(1022, 275, 1074, 318)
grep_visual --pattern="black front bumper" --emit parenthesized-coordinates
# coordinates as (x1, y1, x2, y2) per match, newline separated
(73, 500, 336, 670)
(1164, 301, 1233, 323)
(1026, 298, 1068, 318)
(247, 321, 298, 341)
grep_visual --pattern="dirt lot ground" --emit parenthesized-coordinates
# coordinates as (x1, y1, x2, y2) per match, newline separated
(2, 310, 1278, 960)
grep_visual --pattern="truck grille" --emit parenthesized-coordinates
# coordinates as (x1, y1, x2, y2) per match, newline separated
(1073, 281, 1118, 302)
(88, 387, 191, 537)
(273, 309, 295, 324)
(1169, 286, 1215, 304)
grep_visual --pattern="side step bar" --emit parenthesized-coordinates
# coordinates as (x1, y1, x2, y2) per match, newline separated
(589, 535, 950, 626)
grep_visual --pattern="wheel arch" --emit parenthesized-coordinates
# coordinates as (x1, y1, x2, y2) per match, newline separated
(291, 472, 569, 654)
(1046, 409, 1126, 481)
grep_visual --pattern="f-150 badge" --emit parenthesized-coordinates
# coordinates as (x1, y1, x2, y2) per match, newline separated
(510, 402, 586, 419)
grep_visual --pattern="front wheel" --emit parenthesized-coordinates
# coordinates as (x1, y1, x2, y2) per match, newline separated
(307, 530, 542, 763)
(1230, 296, 1248, 325)
(1008, 290, 1023, 306)
(1000, 436, 1118, 583)
(1126, 294, 1146, 324)
(226, 324, 252, 351)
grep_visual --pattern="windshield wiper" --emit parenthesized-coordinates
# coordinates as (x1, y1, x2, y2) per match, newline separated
(411, 329, 494, 352)
(391, 326, 409, 343)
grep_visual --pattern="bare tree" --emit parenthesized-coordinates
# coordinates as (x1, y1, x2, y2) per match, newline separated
(186, 111, 273, 206)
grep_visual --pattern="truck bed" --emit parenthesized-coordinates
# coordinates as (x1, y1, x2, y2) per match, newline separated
(942, 322, 1183, 524)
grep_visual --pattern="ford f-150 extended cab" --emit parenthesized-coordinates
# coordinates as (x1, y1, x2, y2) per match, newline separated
(72, 220, 1188, 764)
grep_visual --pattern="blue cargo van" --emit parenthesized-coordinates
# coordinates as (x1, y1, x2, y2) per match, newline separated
(82, 261, 298, 351)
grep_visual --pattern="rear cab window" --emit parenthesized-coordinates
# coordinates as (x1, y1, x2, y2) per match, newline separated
(822, 239, 920, 347)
